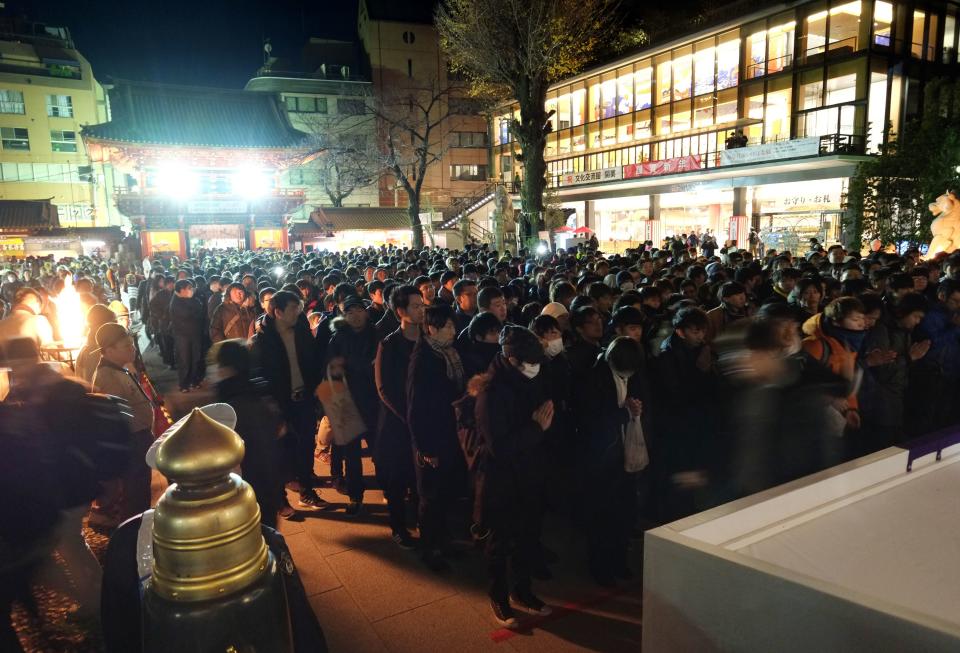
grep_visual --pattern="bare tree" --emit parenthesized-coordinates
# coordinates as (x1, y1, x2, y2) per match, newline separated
(297, 112, 381, 207)
(367, 78, 454, 250)
(437, 0, 617, 241)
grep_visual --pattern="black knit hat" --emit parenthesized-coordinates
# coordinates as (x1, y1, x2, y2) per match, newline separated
(499, 325, 546, 364)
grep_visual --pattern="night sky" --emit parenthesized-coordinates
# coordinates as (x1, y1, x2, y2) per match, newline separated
(18, 0, 363, 88)
(17, 0, 713, 89)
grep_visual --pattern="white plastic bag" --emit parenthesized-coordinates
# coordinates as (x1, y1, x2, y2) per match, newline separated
(623, 416, 650, 472)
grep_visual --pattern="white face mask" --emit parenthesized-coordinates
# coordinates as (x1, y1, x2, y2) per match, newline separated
(544, 338, 564, 358)
(520, 362, 541, 379)
(620, 282, 635, 291)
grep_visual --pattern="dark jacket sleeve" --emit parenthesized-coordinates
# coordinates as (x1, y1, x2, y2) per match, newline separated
(375, 339, 405, 422)
(406, 344, 438, 457)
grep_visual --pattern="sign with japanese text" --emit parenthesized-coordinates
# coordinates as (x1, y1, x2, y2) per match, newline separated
(719, 137, 820, 166)
(623, 155, 703, 179)
(559, 167, 623, 187)
(186, 200, 248, 214)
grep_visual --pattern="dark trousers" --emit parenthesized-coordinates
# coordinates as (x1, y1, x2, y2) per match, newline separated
(375, 429, 416, 535)
(285, 398, 318, 493)
(330, 437, 364, 502)
(414, 452, 458, 553)
(485, 506, 537, 602)
(120, 429, 154, 522)
(586, 467, 636, 579)
(174, 336, 202, 389)
(158, 332, 174, 366)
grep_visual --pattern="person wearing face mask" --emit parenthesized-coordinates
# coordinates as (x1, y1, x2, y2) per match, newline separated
(407, 305, 467, 573)
(456, 312, 503, 379)
(576, 337, 648, 587)
(472, 325, 553, 626)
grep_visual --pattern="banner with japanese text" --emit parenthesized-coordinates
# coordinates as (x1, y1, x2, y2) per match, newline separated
(623, 155, 703, 179)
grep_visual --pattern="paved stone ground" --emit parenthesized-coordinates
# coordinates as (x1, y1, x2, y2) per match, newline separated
(16, 333, 644, 652)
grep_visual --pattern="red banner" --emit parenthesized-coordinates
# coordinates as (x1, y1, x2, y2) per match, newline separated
(623, 155, 703, 179)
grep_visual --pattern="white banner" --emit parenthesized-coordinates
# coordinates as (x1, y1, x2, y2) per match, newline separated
(559, 167, 622, 187)
(186, 200, 248, 214)
(720, 137, 820, 166)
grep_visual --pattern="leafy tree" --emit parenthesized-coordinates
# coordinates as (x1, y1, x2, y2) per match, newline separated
(847, 79, 960, 250)
(437, 0, 617, 241)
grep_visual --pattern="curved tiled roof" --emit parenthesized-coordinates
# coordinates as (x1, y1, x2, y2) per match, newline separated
(82, 80, 308, 149)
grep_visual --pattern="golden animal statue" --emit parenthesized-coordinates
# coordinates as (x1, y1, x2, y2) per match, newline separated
(927, 190, 960, 258)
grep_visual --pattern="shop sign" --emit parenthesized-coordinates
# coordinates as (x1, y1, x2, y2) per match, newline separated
(186, 200, 248, 214)
(623, 155, 703, 179)
(57, 203, 94, 224)
(559, 167, 623, 187)
(0, 237, 24, 253)
(719, 137, 819, 167)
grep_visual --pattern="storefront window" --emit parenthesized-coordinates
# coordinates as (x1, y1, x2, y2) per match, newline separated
(829, 1, 862, 53)
(716, 88, 738, 124)
(660, 188, 733, 240)
(826, 60, 863, 104)
(601, 74, 617, 119)
(926, 14, 939, 61)
(634, 111, 652, 139)
(944, 13, 957, 64)
(572, 126, 586, 151)
(799, 106, 838, 136)
(747, 27, 767, 78)
(673, 47, 693, 101)
(768, 17, 796, 72)
(602, 121, 616, 146)
(595, 195, 651, 252)
(618, 115, 632, 143)
(571, 88, 585, 126)
(912, 10, 926, 58)
(673, 105, 692, 133)
(694, 94, 714, 128)
(655, 54, 672, 105)
(802, 3, 828, 60)
(743, 81, 765, 144)
(558, 133, 571, 155)
(617, 67, 634, 115)
(655, 104, 671, 134)
(765, 78, 790, 141)
(636, 64, 652, 109)
(717, 31, 740, 89)
(589, 82, 601, 122)
(873, 1, 893, 47)
(694, 39, 715, 96)
(545, 135, 556, 158)
(556, 91, 572, 129)
(867, 68, 887, 152)
(800, 69, 824, 109)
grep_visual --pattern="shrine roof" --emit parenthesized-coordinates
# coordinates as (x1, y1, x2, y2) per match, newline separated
(82, 80, 308, 149)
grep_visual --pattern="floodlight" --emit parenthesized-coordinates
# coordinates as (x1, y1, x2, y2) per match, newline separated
(155, 163, 200, 199)
(233, 167, 272, 199)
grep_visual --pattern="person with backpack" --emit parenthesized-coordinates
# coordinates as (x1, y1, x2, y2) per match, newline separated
(472, 325, 553, 627)
(209, 282, 254, 343)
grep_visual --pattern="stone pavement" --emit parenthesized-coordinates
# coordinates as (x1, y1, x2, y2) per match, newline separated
(142, 338, 644, 653)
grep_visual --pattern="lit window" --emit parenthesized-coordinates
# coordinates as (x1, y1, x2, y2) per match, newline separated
(50, 130, 77, 152)
(46, 94, 73, 117)
(747, 31, 766, 78)
(672, 51, 692, 101)
(767, 19, 796, 72)
(450, 164, 487, 181)
(716, 33, 740, 90)
(1, 127, 29, 150)
(571, 89, 585, 126)
(0, 90, 25, 115)
(873, 1, 893, 47)
(600, 77, 617, 119)
(616, 70, 633, 115)
(694, 43, 715, 96)
(694, 95, 714, 128)
(655, 55, 672, 105)
(635, 67, 652, 110)
(912, 10, 927, 58)
(828, 1, 863, 53)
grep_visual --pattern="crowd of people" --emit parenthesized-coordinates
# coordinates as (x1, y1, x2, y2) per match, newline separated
(2, 234, 960, 634)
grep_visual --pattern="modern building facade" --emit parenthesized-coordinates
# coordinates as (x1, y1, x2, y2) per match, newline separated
(358, 0, 491, 215)
(0, 16, 124, 257)
(82, 81, 308, 260)
(490, 0, 960, 252)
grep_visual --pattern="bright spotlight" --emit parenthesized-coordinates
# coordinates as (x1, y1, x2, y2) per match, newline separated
(273, 266, 285, 277)
(536, 243, 549, 255)
(155, 163, 199, 199)
(234, 167, 273, 199)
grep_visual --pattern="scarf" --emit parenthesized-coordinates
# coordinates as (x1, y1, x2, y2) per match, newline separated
(425, 334, 465, 390)
(824, 318, 867, 353)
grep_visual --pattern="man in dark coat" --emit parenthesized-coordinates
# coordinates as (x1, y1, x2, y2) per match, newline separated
(407, 304, 466, 572)
(250, 290, 326, 509)
(169, 279, 205, 391)
(473, 326, 553, 627)
(149, 276, 175, 366)
(576, 337, 648, 586)
(374, 286, 424, 548)
(455, 312, 502, 379)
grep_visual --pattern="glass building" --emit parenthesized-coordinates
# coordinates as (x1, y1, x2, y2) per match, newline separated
(490, 0, 959, 251)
